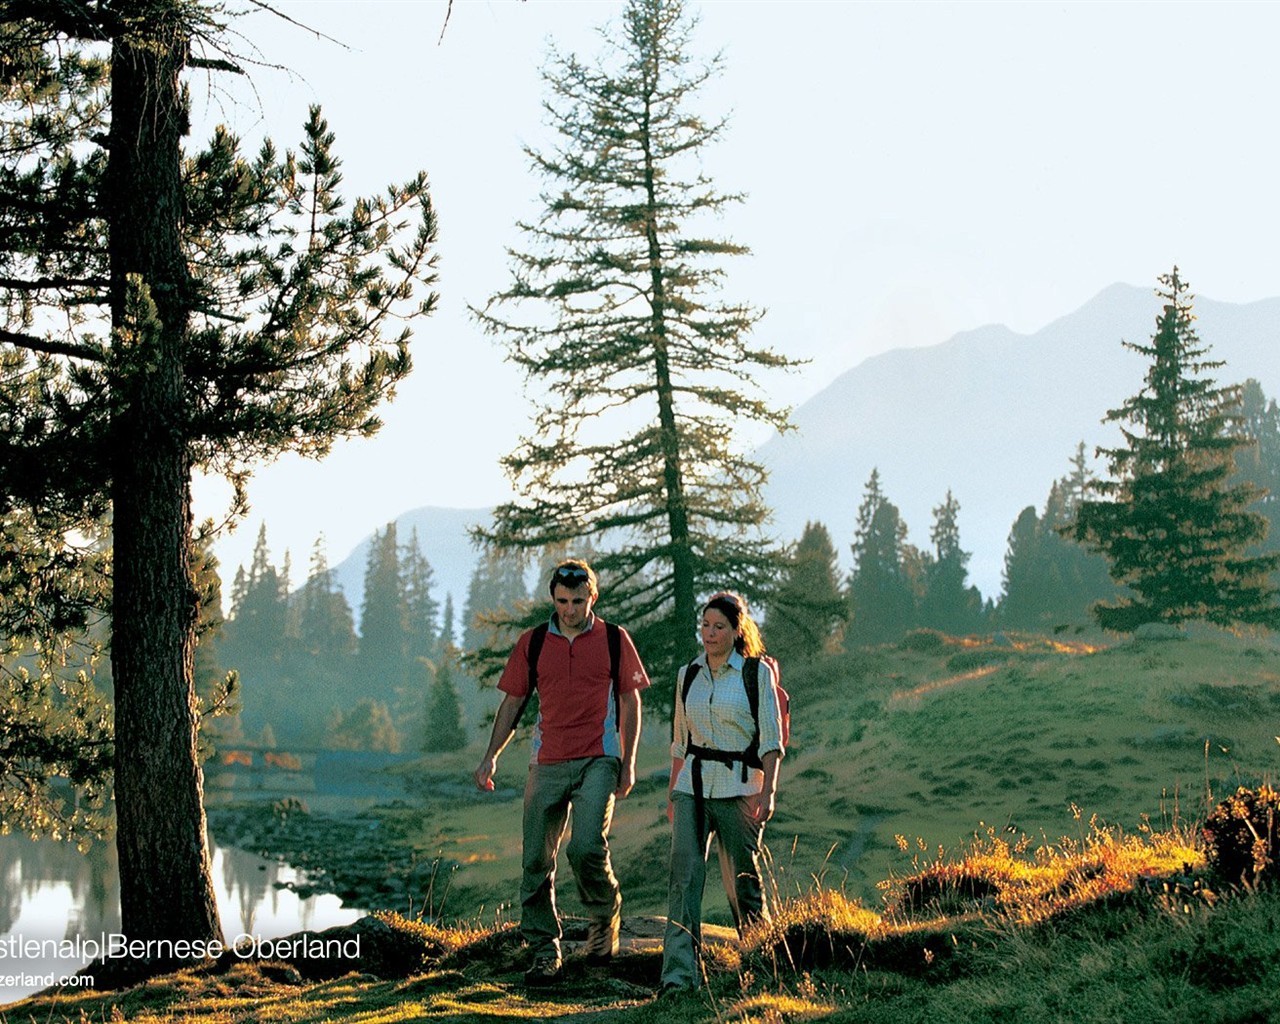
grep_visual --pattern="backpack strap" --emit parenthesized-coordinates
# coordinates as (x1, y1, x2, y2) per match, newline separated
(606, 620, 622, 731)
(515, 620, 623, 738)
(742, 655, 763, 772)
(510, 622, 550, 738)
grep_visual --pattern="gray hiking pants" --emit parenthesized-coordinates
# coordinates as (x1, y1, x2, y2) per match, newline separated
(520, 756, 622, 957)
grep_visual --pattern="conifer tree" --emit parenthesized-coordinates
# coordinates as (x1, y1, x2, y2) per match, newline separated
(462, 549, 530, 655)
(441, 593, 458, 649)
(297, 537, 357, 661)
(918, 490, 983, 635)
(423, 654, 468, 753)
(401, 528, 441, 681)
(358, 523, 411, 703)
(472, 0, 800, 670)
(1000, 505, 1044, 628)
(326, 699, 401, 753)
(226, 525, 288, 661)
(0, 508, 112, 839)
(0, 2, 439, 951)
(1234, 379, 1280, 558)
(1074, 269, 1280, 631)
(766, 521, 846, 661)
(999, 447, 1116, 631)
(846, 470, 918, 646)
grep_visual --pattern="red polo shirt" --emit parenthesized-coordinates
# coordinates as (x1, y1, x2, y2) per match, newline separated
(498, 615, 650, 763)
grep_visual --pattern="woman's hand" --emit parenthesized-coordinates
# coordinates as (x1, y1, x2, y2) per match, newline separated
(747, 788, 776, 823)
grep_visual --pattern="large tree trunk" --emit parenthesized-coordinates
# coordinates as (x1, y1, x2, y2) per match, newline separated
(106, 4, 221, 954)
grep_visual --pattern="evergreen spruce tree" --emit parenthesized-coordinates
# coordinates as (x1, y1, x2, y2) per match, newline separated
(999, 448, 1116, 631)
(326, 699, 401, 753)
(846, 470, 918, 646)
(402, 528, 441, 683)
(766, 521, 846, 661)
(1074, 269, 1280, 631)
(297, 536, 357, 661)
(225, 525, 288, 663)
(1234, 379, 1280, 558)
(358, 523, 411, 704)
(0, 2, 439, 951)
(918, 490, 983, 635)
(999, 505, 1045, 629)
(441, 593, 458, 649)
(423, 654, 468, 753)
(471, 0, 800, 671)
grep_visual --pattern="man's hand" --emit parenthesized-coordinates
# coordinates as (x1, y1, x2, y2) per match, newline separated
(615, 761, 636, 799)
(474, 756, 497, 792)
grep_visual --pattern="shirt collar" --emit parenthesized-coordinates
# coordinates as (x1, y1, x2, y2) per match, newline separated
(549, 611, 596, 638)
(695, 648, 745, 670)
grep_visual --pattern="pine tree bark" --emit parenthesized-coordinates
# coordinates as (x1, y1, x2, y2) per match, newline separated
(106, 5, 222, 952)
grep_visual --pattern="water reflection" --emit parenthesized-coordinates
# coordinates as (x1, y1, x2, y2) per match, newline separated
(0, 831, 363, 1006)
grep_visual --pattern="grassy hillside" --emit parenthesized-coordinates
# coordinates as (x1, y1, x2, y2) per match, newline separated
(211, 626, 1279, 926)
(11, 627, 1280, 1023)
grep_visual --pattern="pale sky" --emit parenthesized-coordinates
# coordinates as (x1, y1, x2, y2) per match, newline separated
(191, 0, 1280, 584)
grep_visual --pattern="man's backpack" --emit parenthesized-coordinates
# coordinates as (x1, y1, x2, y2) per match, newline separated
(510, 620, 623, 736)
(679, 653, 790, 777)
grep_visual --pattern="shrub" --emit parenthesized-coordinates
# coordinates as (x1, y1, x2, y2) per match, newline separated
(900, 629, 948, 654)
(1203, 785, 1280, 885)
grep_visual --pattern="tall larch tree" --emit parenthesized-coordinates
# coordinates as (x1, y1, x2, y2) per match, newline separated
(1074, 269, 1279, 631)
(471, 0, 800, 671)
(0, 1, 438, 957)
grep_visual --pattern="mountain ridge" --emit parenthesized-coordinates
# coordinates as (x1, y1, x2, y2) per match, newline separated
(758, 281, 1280, 597)
(325, 282, 1279, 615)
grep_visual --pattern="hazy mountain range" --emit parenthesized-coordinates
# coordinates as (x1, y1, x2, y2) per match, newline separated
(329, 282, 1280, 617)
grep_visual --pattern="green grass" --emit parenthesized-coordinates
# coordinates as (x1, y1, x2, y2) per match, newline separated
(9, 626, 1280, 1022)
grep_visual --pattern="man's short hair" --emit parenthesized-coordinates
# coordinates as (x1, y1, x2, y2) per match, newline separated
(548, 559, 598, 597)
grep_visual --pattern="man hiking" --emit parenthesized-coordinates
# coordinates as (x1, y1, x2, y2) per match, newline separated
(474, 559, 650, 985)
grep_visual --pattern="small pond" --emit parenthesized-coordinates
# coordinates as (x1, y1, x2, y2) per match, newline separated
(0, 831, 363, 1006)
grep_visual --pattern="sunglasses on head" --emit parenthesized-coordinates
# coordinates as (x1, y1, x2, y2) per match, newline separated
(552, 566, 590, 584)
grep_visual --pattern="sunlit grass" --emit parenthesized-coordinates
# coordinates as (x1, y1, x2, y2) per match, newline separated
(11, 627, 1280, 1023)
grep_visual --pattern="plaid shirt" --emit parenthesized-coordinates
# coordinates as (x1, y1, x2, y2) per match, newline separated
(670, 649, 784, 799)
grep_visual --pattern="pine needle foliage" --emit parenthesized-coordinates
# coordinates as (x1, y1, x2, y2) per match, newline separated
(472, 0, 801, 672)
(1074, 269, 1280, 631)
(0, 0, 440, 951)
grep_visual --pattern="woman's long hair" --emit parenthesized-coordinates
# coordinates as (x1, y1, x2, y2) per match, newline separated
(703, 591, 765, 657)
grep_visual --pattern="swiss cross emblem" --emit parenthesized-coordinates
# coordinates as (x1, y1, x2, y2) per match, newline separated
(632, 671, 644, 685)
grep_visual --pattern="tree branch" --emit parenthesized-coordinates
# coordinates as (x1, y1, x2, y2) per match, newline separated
(0, 329, 104, 361)
(0, 275, 109, 292)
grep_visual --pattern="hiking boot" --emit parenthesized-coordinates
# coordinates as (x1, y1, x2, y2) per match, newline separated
(523, 951, 562, 986)
(582, 909, 620, 964)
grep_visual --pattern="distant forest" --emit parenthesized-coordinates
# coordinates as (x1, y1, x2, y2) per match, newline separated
(210, 378, 1279, 753)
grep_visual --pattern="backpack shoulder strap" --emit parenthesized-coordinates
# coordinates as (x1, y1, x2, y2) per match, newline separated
(525, 622, 550, 693)
(743, 656, 761, 731)
(511, 623, 550, 735)
(605, 621, 622, 729)
(680, 661, 701, 746)
(680, 661, 701, 709)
